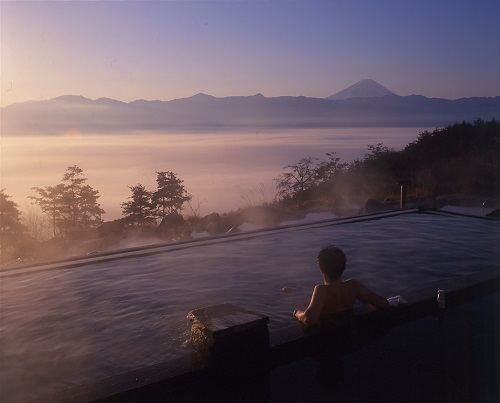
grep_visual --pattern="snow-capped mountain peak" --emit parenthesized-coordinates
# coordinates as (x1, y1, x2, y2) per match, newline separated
(327, 79, 395, 100)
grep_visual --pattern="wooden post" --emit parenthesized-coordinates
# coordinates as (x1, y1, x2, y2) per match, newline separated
(397, 180, 412, 209)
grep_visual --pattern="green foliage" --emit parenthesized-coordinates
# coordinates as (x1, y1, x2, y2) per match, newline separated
(30, 166, 104, 236)
(348, 119, 500, 199)
(121, 184, 156, 226)
(401, 119, 500, 195)
(122, 171, 193, 225)
(314, 152, 348, 199)
(60, 166, 105, 232)
(29, 183, 66, 237)
(276, 119, 500, 205)
(1, 189, 24, 231)
(347, 143, 402, 199)
(152, 171, 192, 217)
(347, 120, 500, 200)
(1, 189, 28, 254)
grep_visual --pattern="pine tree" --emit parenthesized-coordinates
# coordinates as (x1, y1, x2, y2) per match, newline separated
(79, 185, 106, 228)
(29, 183, 66, 237)
(30, 166, 104, 236)
(0, 189, 27, 254)
(121, 184, 156, 226)
(59, 166, 104, 231)
(152, 171, 192, 218)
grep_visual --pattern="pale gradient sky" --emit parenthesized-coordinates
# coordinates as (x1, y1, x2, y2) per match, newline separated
(1, 0, 499, 107)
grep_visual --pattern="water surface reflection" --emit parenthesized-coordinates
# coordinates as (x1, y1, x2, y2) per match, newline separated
(0, 211, 498, 401)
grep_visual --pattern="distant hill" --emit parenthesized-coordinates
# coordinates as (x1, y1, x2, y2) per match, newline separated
(2, 81, 499, 135)
(327, 79, 395, 100)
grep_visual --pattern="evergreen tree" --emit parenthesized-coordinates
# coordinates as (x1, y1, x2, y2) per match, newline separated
(59, 166, 104, 232)
(0, 189, 27, 254)
(121, 184, 156, 226)
(29, 183, 66, 237)
(30, 166, 104, 236)
(60, 165, 87, 230)
(152, 171, 192, 218)
(79, 185, 106, 228)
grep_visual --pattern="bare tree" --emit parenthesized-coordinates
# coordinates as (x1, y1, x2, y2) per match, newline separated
(22, 203, 52, 242)
(274, 157, 321, 204)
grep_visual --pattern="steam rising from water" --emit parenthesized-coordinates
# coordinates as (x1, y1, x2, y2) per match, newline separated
(1, 212, 498, 402)
(2, 128, 427, 219)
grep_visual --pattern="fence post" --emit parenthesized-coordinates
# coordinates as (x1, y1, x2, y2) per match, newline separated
(397, 180, 412, 209)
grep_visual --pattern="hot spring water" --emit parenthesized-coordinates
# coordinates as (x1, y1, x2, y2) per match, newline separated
(0, 211, 498, 402)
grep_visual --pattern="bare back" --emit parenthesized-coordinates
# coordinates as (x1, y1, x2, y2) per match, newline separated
(295, 277, 389, 326)
(303, 278, 389, 321)
(317, 279, 361, 314)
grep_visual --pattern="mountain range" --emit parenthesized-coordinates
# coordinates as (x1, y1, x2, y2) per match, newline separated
(2, 80, 499, 135)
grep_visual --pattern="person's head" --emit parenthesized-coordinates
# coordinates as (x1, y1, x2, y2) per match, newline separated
(317, 245, 346, 280)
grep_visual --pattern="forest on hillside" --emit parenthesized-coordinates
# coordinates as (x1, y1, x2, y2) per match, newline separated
(276, 118, 500, 208)
(1, 118, 499, 265)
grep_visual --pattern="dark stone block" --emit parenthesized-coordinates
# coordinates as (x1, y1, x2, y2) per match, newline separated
(159, 212, 185, 229)
(187, 303, 270, 368)
(97, 219, 126, 238)
(360, 198, 397, 214)
(206, 218, 234, 235)
(486, 209, 500, 218)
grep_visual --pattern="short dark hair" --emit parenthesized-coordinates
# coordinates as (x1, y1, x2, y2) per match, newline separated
(317, 245, 346, 279)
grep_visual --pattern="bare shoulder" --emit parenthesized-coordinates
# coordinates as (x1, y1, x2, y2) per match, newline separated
(313, 284, 329, 293)
(344, 278, 370, 294)
(312, 284, 330, 298)
(346, 278, 389, 309)
(343, 278, 362, 288)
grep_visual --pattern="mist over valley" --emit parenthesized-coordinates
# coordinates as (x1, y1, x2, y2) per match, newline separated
(2, 127, 428, 221)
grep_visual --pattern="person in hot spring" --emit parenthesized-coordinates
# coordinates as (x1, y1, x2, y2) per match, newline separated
(293, 245, 389, 326)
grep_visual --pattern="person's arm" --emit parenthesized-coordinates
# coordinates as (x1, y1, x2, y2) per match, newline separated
(354, 280, 390, 310)
(293, 285, 325, 326)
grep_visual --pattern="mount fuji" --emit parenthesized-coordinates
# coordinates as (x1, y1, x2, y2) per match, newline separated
(327, 79, 395, 100)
